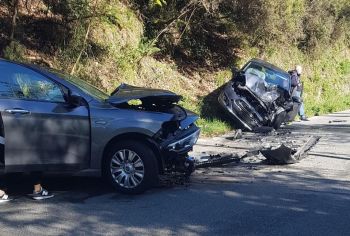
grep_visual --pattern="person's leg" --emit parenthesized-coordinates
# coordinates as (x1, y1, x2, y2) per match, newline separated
(0, 175, 5, 197)
(0, 174, 10, 202)
(299, 101, 305, 117)
(294, 90, 308, 120)
(30, 171, 43, 193)
(0, 130, 5, 197)
(0, 190, 5, 198)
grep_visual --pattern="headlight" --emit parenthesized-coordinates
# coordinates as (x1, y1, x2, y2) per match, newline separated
(219, 92, 230, 106)
(167, 129, 200, 151)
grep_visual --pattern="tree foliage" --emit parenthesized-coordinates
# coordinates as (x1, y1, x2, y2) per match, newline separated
(131, 0, 350, 67)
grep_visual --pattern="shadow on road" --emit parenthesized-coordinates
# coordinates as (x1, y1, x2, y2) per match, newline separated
(3, 175, 113, 203)
(0, 167, 350, 235)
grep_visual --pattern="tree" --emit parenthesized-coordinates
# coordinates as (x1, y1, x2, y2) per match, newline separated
(2, 0, 20, 42)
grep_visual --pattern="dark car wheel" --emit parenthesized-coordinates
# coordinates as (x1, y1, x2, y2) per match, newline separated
(272, 109, 287, 130)
(103, 140, 158, 194)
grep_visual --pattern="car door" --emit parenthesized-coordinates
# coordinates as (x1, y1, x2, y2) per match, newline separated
(0, 61, 90, 172)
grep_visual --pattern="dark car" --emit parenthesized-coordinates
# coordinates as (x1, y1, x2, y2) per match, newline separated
(0, 59, 200, 194)
(218, 59, 300, 131)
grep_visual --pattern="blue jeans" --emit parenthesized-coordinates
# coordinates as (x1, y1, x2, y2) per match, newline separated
(293, 90, 305, 117)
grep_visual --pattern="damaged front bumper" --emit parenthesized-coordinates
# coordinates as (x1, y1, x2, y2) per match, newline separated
(218, 83, 268, 131)
(159, 125, 200, 176)
(162, 127, 200, 153)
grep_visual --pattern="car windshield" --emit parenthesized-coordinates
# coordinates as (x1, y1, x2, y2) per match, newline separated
(243, 62, 290, 91)
(48, 70, 109, 100)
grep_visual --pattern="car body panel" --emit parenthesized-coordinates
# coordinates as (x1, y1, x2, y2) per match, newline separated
(88, 104, 175, 169)
(0, 60, 90, 172)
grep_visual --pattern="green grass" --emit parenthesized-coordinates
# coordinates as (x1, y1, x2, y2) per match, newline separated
(180, 92, 234, 137)
(306, 95, 350, 116)
(196, 118, 233, 136)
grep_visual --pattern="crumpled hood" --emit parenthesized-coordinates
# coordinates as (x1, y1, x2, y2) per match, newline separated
(107, 84, 199, 127)
(108, 83, 182, 105)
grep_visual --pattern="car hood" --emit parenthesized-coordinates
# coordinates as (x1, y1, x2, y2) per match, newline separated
(107, 84, 198, 127)
(108, 83, 181, 104)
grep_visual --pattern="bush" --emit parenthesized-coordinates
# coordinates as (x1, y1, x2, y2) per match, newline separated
(3, 41, 26, 62)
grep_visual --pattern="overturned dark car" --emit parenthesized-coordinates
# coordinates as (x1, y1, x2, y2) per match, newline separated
(218, 59, 300, 131)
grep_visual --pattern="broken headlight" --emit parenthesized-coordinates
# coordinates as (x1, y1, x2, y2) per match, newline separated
(167, 129, 200, 151)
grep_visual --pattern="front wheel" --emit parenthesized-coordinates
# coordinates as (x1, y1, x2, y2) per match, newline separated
(272, 108, 287, 130)
(102, 140, 158, 194)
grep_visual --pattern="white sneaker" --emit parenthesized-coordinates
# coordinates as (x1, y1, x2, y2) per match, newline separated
(0, 194, 11, 203)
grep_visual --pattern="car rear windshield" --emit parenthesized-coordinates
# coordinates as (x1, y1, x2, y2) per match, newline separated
(243, 62, 290, 91)
(48, 70, 109, 101)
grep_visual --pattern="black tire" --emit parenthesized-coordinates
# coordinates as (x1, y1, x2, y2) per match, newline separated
(272, 110, 287, 130)
(102, 140, 158, 194)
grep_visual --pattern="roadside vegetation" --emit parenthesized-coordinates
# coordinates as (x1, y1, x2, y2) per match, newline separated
(0, 0, 350, 136)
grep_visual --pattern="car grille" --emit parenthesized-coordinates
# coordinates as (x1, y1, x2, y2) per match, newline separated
(236, 87, 269, 118)
(235, 100, 263, 126)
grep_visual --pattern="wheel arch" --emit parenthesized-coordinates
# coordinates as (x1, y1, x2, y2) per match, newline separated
(101, 132, 164, 175)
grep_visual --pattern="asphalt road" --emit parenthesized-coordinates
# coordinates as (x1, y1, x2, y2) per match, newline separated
(1, 111, 350, 236)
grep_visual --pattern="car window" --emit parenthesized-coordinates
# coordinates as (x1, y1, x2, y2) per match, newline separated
(0, 62, 65, 102)
(0, 74, 16, 99)
(245, 68, 266, 81)
(47, 69, 109, 101)
(243, 62, 290, 91)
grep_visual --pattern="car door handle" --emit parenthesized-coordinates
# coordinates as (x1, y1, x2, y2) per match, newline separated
(4, 108, 30, 115)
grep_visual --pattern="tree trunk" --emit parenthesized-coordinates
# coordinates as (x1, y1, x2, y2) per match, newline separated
(10, 0, 19, 42)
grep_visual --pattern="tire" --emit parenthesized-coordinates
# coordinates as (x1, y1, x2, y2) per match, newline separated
(272, 109, 287, 130)
(102, 140, 158, 194)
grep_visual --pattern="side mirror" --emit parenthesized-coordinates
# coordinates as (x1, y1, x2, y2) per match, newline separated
(231, 67, 239, 76)
(66, 90, 85, 107)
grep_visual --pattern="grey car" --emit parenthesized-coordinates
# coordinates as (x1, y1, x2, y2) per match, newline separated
(0, 59, 200, 194)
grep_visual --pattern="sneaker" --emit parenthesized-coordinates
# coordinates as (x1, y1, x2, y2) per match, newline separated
(31, 188, 54, 200)
(0, 194, 11, 203)
(300, 116, 309, 121)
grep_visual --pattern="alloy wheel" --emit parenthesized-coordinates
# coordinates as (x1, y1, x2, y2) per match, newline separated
(110, 149, 145, 189)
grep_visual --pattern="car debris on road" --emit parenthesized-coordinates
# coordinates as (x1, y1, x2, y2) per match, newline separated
(194, 129, 321, 168)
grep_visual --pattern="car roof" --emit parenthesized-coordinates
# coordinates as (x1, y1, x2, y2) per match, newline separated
(248, 58, 289, 76)
(0, 58, 41, 70)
